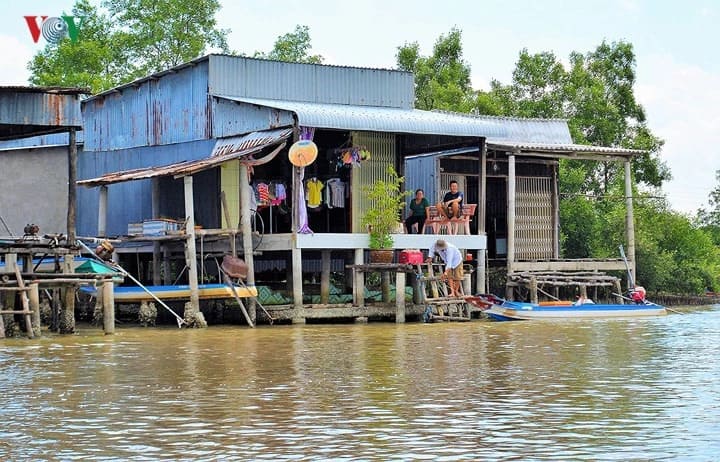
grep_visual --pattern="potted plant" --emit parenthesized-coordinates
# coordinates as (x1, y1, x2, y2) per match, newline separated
(361, 166, 410, 263)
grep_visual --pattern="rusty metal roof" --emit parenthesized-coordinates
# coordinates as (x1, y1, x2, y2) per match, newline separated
(78, 128, 291, 188)
(0, 86, 88, 141)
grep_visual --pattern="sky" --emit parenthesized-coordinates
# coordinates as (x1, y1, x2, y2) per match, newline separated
(2, 0, 718, 214)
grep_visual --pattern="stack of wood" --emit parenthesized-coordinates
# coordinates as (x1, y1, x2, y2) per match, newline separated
(506, 270, 624, 304)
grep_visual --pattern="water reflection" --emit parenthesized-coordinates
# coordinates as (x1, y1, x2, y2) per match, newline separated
(1, 307, 719, 460)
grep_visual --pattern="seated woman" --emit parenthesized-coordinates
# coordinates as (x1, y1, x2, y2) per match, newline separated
(404, 189, 429, 234)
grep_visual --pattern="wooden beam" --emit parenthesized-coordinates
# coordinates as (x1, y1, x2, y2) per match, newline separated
(507, 153, 516, 274)
(239, 164, 256, 324)
(183, 176, 200, 314)
(625, 160, 637, 284)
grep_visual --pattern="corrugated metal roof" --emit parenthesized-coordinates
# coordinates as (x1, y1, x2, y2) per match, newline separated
(214, 95, 507, 138)
(209, 55, 414, 109)
(487, 141, 645, 159)
(0, 86, 87, 141)
(79, 128, 291, 187)
(432, 110, 573, 144)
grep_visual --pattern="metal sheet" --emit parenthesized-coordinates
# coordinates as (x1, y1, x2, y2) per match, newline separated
(78, 128, 291, 187)
(214, 95, 507, 138)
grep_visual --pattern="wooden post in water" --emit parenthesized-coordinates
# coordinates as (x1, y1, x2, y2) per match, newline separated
(478, 138, 487, 295)
(353, 249, 364, 307)
(102, 280, 115, 334)
(151, 178, 161, 285)
(238, 165, 256, 324)
(67, 128, 77, 245)
(395, 271, 406, 323)
(381, 271, 391, 303)
(614, 280, 624, 304)
(59, 255, 75, 334)
(320, 250, 331, 305)
(183, 175, 201, 316)
(529, 276, 538, 304)
(29, 282, 40, 337)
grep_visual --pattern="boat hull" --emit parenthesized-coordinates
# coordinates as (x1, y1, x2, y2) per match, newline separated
(485, 300, 667, 321)
(111, 284, 257, 302)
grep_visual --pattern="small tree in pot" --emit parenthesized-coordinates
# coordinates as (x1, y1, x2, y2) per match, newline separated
(361, 166, 410, 262)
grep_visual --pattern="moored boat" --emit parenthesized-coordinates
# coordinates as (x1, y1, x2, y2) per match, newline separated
(483, 297, 667, 321)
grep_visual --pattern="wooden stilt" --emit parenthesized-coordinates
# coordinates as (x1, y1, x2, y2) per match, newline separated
(29, 283, 40, 337)
(395, 271, 406, 323)
(223, 272, 254, 327)
(13, 266, 34, 339)
(102, 280, 115, 334)
(320, 250, 331, 305)
(59, 255, 75, 334)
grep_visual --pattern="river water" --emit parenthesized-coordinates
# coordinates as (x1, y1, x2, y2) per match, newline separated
(2, 306, 719, 461)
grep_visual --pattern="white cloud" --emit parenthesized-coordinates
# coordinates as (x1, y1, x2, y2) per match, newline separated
(0, 34, 33, 85)
(636, 53, 720, 214)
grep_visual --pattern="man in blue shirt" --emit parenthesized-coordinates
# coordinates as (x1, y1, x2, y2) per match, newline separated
(426, 239, 464, 297)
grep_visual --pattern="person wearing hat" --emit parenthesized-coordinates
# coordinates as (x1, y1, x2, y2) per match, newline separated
(426, 239, 464, 297)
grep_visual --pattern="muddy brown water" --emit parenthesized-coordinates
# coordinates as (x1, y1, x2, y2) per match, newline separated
(2, 306, 719, 460)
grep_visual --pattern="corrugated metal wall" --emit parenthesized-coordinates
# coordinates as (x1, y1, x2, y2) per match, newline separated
(209, 55, 414, 109)
(76, 139, 216, 236)
(211, 97, 295, 138)
(403, 154, 436, 206)
(0, 91, 83, 128)
(350, 132, 396, 232)
(82, 60, 210, 151)
(514, 176, 553, 260)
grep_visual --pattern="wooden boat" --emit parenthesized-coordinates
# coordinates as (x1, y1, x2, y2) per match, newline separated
(108, 283, 258, 303)
(483, 297, 667, 321)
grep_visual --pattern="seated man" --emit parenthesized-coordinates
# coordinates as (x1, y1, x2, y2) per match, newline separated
(437, 180, 464, 219)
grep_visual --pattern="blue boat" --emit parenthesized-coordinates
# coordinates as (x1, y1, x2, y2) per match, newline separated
(483, 298, 667, 321)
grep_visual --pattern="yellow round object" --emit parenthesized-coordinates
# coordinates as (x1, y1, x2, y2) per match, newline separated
(288, 140, 318, 167)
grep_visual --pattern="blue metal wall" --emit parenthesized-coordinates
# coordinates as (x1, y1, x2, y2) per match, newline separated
(208, 55, 414, 109)
(0, 90, 83, 129)
(82, 60, 211, 151)
(404, 154, 438, 208)
(211, 96, 295, 138)
(0, 131, 84, 149)
(77, 139, 215, 236)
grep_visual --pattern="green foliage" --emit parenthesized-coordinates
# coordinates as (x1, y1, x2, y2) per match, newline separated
(105, 0, 229, 79)
(475, 40, 670, 191)
(28, 0, 229, 92)
(396, 27, 473, 111)
(696, 170, 720, 244)
(360, 166, 410, 250)
(28, 0, 121, 91)
(253, 25, 323, 64)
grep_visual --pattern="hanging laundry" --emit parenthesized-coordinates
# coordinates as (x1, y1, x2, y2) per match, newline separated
(270, 182, 287, 206)
(306, 177, 324, 208)
(325, 178, 346, 208)
(256, 182, 271, 208)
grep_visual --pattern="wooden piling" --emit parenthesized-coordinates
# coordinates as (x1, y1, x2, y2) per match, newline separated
(59, 255, 75, 334)
(102, 280, 115, 334)
(395, 271, 406, 323)
(320, 250, 331, 305)
(29, 283, 40, 337)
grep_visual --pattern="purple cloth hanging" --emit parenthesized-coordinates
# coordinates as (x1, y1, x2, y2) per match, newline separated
(295, 126, 315, 234)
(296, 166, 313, 234)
